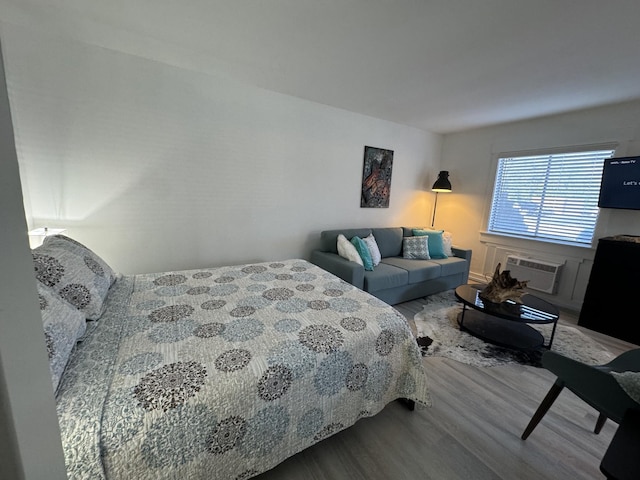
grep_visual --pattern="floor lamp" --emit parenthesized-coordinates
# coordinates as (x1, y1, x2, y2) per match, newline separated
(431, 171, 452, 227)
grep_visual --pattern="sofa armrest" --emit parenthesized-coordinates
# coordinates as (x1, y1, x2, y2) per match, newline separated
(452, 247, 472, 284)
(452, 246, 472, 262)
(310, 251, 365, 289)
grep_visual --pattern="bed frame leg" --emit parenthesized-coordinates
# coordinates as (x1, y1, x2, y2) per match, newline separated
(399, 398, 415, 411)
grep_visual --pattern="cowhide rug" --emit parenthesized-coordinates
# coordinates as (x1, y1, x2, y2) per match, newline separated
(413, 290, 614, 368)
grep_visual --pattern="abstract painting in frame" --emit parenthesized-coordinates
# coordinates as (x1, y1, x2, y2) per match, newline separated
(361, 146, 394, 208)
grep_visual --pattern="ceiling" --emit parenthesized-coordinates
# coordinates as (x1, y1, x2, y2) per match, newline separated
(3, 0, 640, 133)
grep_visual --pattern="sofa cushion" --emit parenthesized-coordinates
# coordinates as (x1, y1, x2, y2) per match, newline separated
(321, 229, 372, 254)
(381, 257, 442, 284)
(363, 263, 408, 292)
(427, 256, 468, 276)
(403, 226, 432, 237)
(371, 228, 403, 257)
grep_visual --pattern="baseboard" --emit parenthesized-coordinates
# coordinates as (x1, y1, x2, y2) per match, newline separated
(468, 271, 488, 284)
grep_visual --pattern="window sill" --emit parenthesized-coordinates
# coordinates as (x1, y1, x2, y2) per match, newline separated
(479, 231, 595, 250)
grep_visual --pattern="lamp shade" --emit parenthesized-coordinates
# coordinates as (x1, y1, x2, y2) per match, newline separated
(432, 171, 452, 192)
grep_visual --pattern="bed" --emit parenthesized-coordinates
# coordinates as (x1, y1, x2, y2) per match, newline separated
(34, 235, 430, 480)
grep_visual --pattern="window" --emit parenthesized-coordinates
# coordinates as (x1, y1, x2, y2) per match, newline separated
(488, 149, 615, 246)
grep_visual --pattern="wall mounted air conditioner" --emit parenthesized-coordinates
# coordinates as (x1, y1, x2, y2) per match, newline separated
(505, 255, 564, 294)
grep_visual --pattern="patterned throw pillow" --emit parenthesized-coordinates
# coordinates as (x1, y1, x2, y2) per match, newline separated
(402, 236, 431, 260)
(33, 235, 117, 320)
(38, 283, 86, 391)
(412, 229, 448, 259)
(362, 233, 382, 266)
(351, 236, 374, 271)
(336, 234, 364, 266)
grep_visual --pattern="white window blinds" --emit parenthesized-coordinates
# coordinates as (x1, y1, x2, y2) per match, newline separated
(488, 149, 615, 245)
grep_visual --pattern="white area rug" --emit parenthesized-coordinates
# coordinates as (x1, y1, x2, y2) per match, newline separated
(414, 290, 615, 368)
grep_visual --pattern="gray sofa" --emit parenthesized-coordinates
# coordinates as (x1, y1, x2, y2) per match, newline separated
(310, 227, 472, 305)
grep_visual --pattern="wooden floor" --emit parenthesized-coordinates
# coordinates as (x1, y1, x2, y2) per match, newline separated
(256, 297, 638, 480)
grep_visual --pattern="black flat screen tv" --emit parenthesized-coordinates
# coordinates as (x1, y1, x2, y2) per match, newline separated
(598, 156, 640, 210)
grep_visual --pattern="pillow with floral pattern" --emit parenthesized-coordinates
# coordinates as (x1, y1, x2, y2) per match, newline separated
(38, 283, 86, 391)
(32, 234, 117, 320)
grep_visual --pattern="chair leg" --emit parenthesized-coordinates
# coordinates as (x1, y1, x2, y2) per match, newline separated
(595, 413, 607, 434)
(522, 381, 564, 440)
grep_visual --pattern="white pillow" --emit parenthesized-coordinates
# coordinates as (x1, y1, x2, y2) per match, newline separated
(443, 231, 453, 257)
(362, 233, 382, 266)
(337, 234, 364, 265)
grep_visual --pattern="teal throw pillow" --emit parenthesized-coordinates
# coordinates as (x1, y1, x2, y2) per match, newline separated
(351, 236, 374, 271)
(413, 229, 448, 259)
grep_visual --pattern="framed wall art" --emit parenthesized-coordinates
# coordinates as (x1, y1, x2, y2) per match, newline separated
(361, 146, 394, 208)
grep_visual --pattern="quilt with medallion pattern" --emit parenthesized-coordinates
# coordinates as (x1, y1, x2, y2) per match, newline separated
(56, 259, 430, 480)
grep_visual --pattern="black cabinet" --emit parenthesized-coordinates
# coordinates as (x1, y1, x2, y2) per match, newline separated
(578, 236, 640, 345)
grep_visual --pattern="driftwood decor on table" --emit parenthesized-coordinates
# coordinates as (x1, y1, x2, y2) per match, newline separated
(480, 263, 528, 304)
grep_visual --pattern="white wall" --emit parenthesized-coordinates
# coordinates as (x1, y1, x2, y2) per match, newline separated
(2, 22, 442, 275)
(440, 100, 640, 310)
(0, 21, 442, 477)
(0, 39, 67, 480)
(3, 14, 639, 477)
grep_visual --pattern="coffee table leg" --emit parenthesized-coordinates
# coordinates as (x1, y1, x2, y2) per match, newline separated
(458, 304, 467, 329)
(546, 319, 559, 349)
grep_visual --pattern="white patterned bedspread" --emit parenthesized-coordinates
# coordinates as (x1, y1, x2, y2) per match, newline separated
(56, 259, 430, 480)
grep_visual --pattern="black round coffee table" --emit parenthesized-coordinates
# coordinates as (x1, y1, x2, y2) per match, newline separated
(454, 284, 560, 351)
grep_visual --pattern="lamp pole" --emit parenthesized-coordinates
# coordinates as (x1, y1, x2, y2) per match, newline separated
(431, 192, 439, 227)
